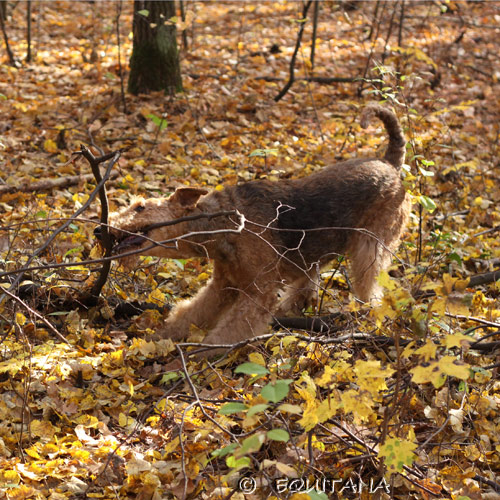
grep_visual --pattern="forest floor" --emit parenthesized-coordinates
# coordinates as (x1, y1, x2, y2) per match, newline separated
(0, 1, 500, 499)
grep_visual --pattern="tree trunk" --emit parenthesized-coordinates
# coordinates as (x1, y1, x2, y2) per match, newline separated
(128, 0, 182, 95)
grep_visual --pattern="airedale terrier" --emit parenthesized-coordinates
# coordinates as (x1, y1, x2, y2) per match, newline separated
(97, 105, 410, 349)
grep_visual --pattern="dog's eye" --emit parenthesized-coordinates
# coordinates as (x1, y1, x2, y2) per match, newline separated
(134, 205, 145, 213)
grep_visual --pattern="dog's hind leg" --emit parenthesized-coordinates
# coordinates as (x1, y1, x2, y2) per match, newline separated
(348, 234, 389, 302)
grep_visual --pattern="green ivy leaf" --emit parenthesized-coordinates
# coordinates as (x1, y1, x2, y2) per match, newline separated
(266, 428, 289, 442)
(247, 404, 269, 418)
(160, 371, 183, 384)
(261, 380, 292, 403)
(418, 195, 437, 213)
(226, 455, 250, 470)
(307, 491, 329, 500)
(211, 443, 238, 458)
(236, 433, 265, 457)
(218, 402, 248, 415)
(147, 113, 168, 131)
(235, 362, 269, 376)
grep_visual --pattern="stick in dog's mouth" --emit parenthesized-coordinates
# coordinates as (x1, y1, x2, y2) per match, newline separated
(112, 233, 148, 252)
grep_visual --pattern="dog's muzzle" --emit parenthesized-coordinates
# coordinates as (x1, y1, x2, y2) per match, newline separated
(94, 226, 145, 253)
(113, 234, 147, 252)
(94, 225, 146, 252)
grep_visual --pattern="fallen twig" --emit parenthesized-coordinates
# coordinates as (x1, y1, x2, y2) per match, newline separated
(467, 268, 500, 287)
(0, 170, 119, 195)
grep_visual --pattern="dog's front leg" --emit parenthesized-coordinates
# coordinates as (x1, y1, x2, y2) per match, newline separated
(200, 281, 279, 350)
(154, 275, 236, 341)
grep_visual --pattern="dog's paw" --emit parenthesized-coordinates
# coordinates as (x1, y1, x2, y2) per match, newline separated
(153, 322, 190, 341)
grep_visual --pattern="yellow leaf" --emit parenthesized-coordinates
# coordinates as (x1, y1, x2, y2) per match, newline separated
(431, 298, 446, 315)
(379, 436, 417, 474)
(402, 341, 416, 359)
(413, 340, 437, 362)
(31, 419, 58, 439)
(164, 436, 180, 455)
(297, 372, 317, 396)
(315, 365, 336, 387)
(297, 402, 319, 431)
(24, 446, 41, 459)
(66, 265, 87, 272)
(377, 270, 397, 291)
(442, 273, 454, 295)
(290, 494, 311, 500)
(354, 360, 394, 396)
(464, 444, 481, 461)
(248, 352, 266, 366)
(4, 469, 20, 484)
(4, 485, 34, 499)
(340, 389, 374, 423)
(16, 312, 26, 326)
(118, 413, 128, 427)
(148, 288, 165, 306)
(296, 382, 319, 431)
(316, 396, 340, 423)
(290, 493, 311, 500)
(89, 245, 103, 259)
(44, 139, 58, 153)
(411, 361, 444, 388)
(438, 356, 470, 380)
(442, 334, 471, 349)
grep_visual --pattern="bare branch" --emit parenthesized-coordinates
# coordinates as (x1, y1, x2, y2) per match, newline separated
(78, 146, 121, 304)
(274, 1, 313, 102)
(0, 171, 119, 195)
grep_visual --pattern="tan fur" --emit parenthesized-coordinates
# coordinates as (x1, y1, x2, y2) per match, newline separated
(102, 105, 411, 352)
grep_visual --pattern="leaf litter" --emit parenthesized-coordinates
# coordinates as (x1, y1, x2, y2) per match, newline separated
(0, 1, 500, 499)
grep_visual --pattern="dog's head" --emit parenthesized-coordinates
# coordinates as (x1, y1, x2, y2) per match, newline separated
(94, 187, 209, 267)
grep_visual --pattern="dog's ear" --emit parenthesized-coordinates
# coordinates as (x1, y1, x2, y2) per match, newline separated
(169, 187, 209, 208)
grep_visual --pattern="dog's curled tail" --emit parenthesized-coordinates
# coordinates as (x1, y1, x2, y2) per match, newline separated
(360, 104, 406, 169)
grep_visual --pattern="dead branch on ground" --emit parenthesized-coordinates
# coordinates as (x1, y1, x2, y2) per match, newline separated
(0, 171, 119, 196)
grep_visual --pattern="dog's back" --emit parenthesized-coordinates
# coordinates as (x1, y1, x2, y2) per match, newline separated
(219, 105, 407, 267)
